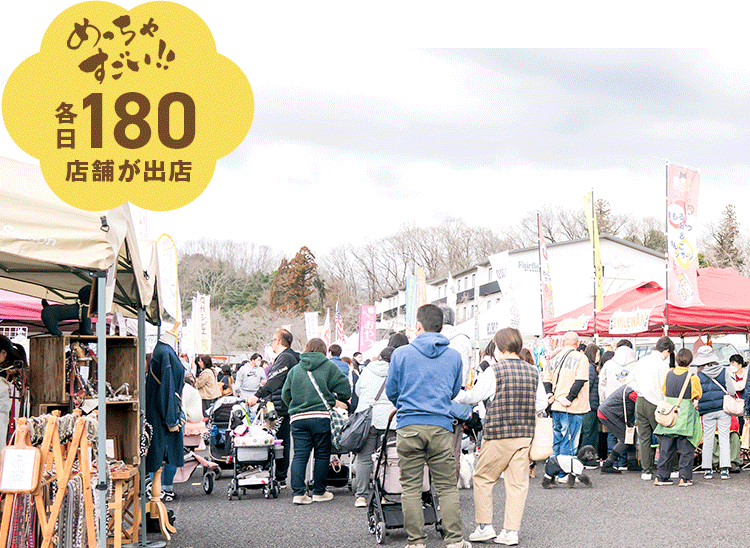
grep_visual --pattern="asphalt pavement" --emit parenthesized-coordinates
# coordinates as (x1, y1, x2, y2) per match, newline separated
(159, 460, 748, 548)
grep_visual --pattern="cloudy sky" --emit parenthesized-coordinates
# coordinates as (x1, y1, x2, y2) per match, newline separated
(2, 2, 750, 256)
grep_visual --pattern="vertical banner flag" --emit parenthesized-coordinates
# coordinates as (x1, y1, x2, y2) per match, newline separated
(192, 292, 211, 354)
(667, 163, 702, 306)
(447, 272, 457, 313)
(157, 234, 182, 326)
(358, 305, 377, 352)
(320, 309, 331, 347)
(335, 302, 345, 343)
(583, 192, 604, 311)
(537, 215, 555, 319)
(405, 275, 417, 335)
(488, 252, 521, 330)
(304, 311, 319, 342)
(416, 267, 427, 307)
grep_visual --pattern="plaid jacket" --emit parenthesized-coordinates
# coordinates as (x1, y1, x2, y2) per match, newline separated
(484, 358, 539, 440)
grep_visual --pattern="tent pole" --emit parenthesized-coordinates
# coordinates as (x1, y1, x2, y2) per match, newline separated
(138, 308, 147, 546)
(664, 160, 670, 336)
(95, 271, 108, 548)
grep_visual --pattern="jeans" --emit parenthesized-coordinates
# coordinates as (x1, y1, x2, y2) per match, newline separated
(290, 417, 331, 496)
(552, 411, 583, 468)
(701, 410, 731, 470)
(396, 425, 463, 545)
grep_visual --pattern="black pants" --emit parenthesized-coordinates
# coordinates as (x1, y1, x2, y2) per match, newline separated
(656, 435, 694, 481)
(276, 414, 291, 482)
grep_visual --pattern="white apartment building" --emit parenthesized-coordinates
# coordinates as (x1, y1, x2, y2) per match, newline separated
(375, 234, 665, 339)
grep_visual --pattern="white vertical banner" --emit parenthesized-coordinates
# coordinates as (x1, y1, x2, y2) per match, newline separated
(192, 293, 211, 354)
(304, 311, 319, 342)
(320, 308, 331, 347)
(157, 233, 182, 326)
(488, 251, 541, 335)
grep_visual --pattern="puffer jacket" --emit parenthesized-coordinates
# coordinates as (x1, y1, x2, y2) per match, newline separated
(697, 365, 734, 415)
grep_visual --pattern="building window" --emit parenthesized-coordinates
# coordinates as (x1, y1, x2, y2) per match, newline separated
(471, 273, 475, 288)
(487, 300, 492, 309)
(457, 279, 461, 292)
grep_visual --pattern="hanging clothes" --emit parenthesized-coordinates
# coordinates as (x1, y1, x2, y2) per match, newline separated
(145, 340, 185, 473)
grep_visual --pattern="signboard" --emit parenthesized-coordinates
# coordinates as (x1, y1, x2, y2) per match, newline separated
(608, 308, 652, 335)
(555, 315, 591, 333)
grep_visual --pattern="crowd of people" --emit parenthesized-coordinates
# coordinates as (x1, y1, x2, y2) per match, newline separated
(178, 311, 749, 548)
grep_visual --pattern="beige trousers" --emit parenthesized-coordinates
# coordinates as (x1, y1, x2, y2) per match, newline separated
(472, 437, 532, 531)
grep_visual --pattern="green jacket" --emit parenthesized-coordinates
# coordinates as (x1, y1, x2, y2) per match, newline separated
(281, 352, 351, 418)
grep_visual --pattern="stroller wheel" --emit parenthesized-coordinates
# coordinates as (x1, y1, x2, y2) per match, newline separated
(367, 507, 377, 534)
(263, 485, 270, 499)
(202, 471, 215, 495)
(375, 521, 386, 544)
(271, 483, 279, 498)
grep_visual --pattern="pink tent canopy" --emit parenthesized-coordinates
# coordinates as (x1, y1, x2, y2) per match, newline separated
(0, 289, 44, 322)
(544, 267, 750, 337)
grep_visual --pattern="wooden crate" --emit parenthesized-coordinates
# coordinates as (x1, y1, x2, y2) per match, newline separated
(29, 335, 141, 464)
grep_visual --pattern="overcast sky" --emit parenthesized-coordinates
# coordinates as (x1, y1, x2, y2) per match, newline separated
(2, 2, 750, 257)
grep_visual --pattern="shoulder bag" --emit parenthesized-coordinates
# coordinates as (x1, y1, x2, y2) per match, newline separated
(338, 379, 387, 453)
(709, 377, 744, 416)
(654, 372, 691, 427)
(529, 411, 553, 462)
(307, 371, 348, 453)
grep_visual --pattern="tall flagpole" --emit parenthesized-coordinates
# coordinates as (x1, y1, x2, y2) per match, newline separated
(537, 213, 545, 336)
(590, 190, 598, 341)
(664, 160, 670, 336)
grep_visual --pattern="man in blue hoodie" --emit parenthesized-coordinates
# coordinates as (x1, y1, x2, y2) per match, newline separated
(386, 304, 470, 548)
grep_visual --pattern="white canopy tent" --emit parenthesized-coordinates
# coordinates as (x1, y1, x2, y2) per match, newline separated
(0, 156, 162, 547)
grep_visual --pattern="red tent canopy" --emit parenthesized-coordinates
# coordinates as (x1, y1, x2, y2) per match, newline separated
(544, 267, 750, 337)
(0, 289, 44, 322)
(543, 281, 663, 336)
(596, 267, 750, 336)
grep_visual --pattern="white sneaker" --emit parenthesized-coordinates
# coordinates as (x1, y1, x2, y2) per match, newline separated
(641, 472, 652, 481)
(469, 524, 497, 542)
(495, 529, 519, 545)
(355, 496, 367, 508)
(669, 471, 680, 479)
(446, 541, 472, 548)
(312, 491, 334, 502)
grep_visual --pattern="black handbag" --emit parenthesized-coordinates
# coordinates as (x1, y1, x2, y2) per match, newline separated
(338, 379, 387, 453)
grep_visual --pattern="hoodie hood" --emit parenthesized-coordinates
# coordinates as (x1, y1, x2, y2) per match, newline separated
(701, 362, 724, 378)
(298, 351, 330, 371)
(613, 346, 636, 367)
(411, 332, 451, 358)
(365, 359, 390, 377)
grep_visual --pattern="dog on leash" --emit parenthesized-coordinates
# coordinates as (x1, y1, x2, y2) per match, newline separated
(541, 445, 596, 489)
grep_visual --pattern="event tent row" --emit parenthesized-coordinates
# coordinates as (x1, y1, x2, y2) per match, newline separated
(543, 267, 750, 337)
(0, 156, 164, 548)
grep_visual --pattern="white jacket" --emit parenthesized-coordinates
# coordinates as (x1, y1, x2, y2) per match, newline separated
(355, 359, 396, 430)
(625, 350, 669, 406)
(598, 346, 637, 403)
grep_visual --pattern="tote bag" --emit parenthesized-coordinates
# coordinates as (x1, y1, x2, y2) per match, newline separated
(529, 414, 553, 462)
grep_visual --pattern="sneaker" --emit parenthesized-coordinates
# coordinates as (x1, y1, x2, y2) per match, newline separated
(601, 463, 621, 474)
(653, 477, 673, 486)
(495, 529, 519, 545)
(703, 469, 713, 480)
(582, 460, 599, 470)
(469, 524, 497, 542)
(541, 475, 554, 489)
(162, 489, 175, 502)
(405, 545, 427, 548)
(641, 472, 652, 481)
(355, 497, 368, 508)
(312, 491, 334, 502)
(678, 479, 693, 487)
(278, 480, 287, 489)
(615, 465, 628, 471)
(669, 471, 680, 479)
(730, 463, 742, 474)
(293, 494, 312, 505)
(721, 469, 730, 480)
(446, 541, 472, 548)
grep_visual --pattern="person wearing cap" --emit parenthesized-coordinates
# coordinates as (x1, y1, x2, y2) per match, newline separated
(695, 345, 735, 480)
(351, 346, 397, 508)
(625, 336, 675, 481)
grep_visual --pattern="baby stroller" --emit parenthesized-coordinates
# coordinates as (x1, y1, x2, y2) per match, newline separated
(206, 395, 244, 469)
(367, 411, 443, 544)
(172, 421, 220, 494)
(227, 402, 283, 500)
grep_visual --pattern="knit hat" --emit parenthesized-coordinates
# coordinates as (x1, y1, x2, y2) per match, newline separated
(692, 345, 719, 366)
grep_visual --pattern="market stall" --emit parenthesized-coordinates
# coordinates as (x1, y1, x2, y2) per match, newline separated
(0, 156, 162, 548)
(543, 267, 750, 338)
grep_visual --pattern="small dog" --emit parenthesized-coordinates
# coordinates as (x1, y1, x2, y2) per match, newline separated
(541, 445, 596, 489)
